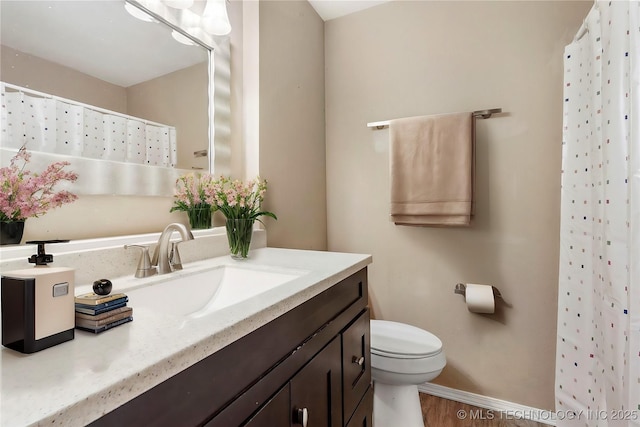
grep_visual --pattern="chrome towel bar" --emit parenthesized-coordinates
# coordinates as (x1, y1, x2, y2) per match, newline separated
(367, 108, 502, 129)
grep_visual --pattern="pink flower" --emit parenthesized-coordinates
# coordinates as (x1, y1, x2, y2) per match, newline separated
(203, 175, 276, 222)
(0, 146, 78, 221)
(170, 172, 215, 213)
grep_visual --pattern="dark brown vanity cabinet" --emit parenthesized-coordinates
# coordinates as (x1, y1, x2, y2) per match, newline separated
(90, 267, 371, 427)
(242, 309, 371, 427)
(244, 337, 342, 427)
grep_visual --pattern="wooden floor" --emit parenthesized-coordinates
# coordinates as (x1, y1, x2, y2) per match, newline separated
(420, 394, 549, 427)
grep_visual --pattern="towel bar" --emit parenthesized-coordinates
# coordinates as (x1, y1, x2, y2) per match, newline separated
(367, 108, 502, 129)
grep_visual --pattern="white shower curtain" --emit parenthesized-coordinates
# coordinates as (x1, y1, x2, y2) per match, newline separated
(56, 100, 84, 157)
(0, 83, 177, 168)
(556, 1, 639, 426)
(1, 91, 23, 150)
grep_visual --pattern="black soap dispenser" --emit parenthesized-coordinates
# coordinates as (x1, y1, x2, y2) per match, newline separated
(1, 240, 75, 353)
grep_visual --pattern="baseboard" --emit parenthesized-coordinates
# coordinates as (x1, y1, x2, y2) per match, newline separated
(418, 383, 556, 426)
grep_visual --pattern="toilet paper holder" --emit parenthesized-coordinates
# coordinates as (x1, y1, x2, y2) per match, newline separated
(454, 283, 503, 299)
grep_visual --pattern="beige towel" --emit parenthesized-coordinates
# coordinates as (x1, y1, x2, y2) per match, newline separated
(390, 112, 473, 226)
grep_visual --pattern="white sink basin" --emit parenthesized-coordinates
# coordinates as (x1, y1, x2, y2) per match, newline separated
(126, 265, 304, 318)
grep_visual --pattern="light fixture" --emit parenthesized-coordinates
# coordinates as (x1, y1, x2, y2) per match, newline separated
(163, 0, 194, 10)
(178, 8, 201, 29)
(202, 0, 231, 36)
(125, 0, 230, 43)
(171, 30, 196, 46)
(124, 2, 156, 22)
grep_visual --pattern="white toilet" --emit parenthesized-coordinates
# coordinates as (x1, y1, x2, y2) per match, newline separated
(370, 319, 446, 427)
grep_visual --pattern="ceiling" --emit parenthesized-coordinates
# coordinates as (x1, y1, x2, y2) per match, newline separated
(308, 0, 392, 21)
(0, 1, 208, 88)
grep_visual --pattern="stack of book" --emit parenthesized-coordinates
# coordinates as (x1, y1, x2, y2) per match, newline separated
(74, 292, 133, 334)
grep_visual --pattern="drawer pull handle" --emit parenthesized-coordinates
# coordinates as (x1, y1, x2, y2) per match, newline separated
(294, 407, 309, 427)
(352, 356, 365, 366)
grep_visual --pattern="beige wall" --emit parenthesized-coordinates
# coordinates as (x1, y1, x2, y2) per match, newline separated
(325, 0, 590, 410)
(127, 62, 209, 170)
(1, 45, 127, 113)
(258, 0, 327, 250)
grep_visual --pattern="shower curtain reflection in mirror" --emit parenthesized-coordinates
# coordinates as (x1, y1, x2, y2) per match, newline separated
(1, 83, 177, 168)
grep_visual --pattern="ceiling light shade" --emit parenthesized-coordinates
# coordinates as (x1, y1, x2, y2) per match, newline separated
(179, 9, 201, 28)
(163, 0, 194, 9)
(124, 3, 156, 22)
(171, 30, 196, 46)
(202, 0, 231, 36)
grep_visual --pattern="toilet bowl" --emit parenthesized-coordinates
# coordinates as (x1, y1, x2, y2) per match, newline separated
(370, 319, 446, 427)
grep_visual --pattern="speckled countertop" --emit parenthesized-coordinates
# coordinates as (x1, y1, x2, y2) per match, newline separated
(0, 247, 372, 427)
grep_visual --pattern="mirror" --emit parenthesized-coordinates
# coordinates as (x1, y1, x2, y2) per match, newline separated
(0, 0, 211, 196)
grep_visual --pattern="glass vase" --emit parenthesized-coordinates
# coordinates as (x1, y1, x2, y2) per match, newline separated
(187, 207, 212, 229)
(0, 220, 25, 245)
(226, 218, 254, 259)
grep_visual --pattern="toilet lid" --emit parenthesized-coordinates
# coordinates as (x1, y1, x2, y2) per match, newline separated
(370, 320, 443, 359)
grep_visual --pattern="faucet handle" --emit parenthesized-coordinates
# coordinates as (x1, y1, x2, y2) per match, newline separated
(170, 242, 184, 271)
(125, 244, 158, 278)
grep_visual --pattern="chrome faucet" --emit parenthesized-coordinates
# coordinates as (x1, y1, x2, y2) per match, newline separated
(151, 223, 194, 275)
(125, 244, 157, 278)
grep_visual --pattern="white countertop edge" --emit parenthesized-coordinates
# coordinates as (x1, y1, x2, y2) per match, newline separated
(1, 248, 372, 427)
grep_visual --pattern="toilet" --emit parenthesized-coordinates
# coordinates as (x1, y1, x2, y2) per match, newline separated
(370, 319, 446, 427)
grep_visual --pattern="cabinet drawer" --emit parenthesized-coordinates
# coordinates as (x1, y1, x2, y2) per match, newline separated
(342, 309, 370, 422)
(242, 385, 290, 427)
(345, 386, 373, 427)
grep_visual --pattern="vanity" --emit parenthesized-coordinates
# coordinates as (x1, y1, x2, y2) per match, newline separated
(0, 240, 372, 427)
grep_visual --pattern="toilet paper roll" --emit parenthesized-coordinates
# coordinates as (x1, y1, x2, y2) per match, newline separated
(465, 284, 495, 314)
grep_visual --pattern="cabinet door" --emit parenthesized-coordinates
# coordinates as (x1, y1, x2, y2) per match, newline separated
(243, 385, 290, 427)
(345, 386, 373, 427)
(342, 310, 371, 423)
(290, 337, 342, 427)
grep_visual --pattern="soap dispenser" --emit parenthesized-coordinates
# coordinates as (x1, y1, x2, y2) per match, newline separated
(1, 240, 75, 353)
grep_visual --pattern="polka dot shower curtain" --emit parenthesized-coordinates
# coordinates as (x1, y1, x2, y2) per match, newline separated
(556, 2, 639, 426)
(0, 83, 177, 168)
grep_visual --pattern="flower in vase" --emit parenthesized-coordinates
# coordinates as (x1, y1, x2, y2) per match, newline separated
(170, 173, 216, 229)
(0, 145, 78, 222)
(205, 176, 276, 258)
(205, 176, 277, 223)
